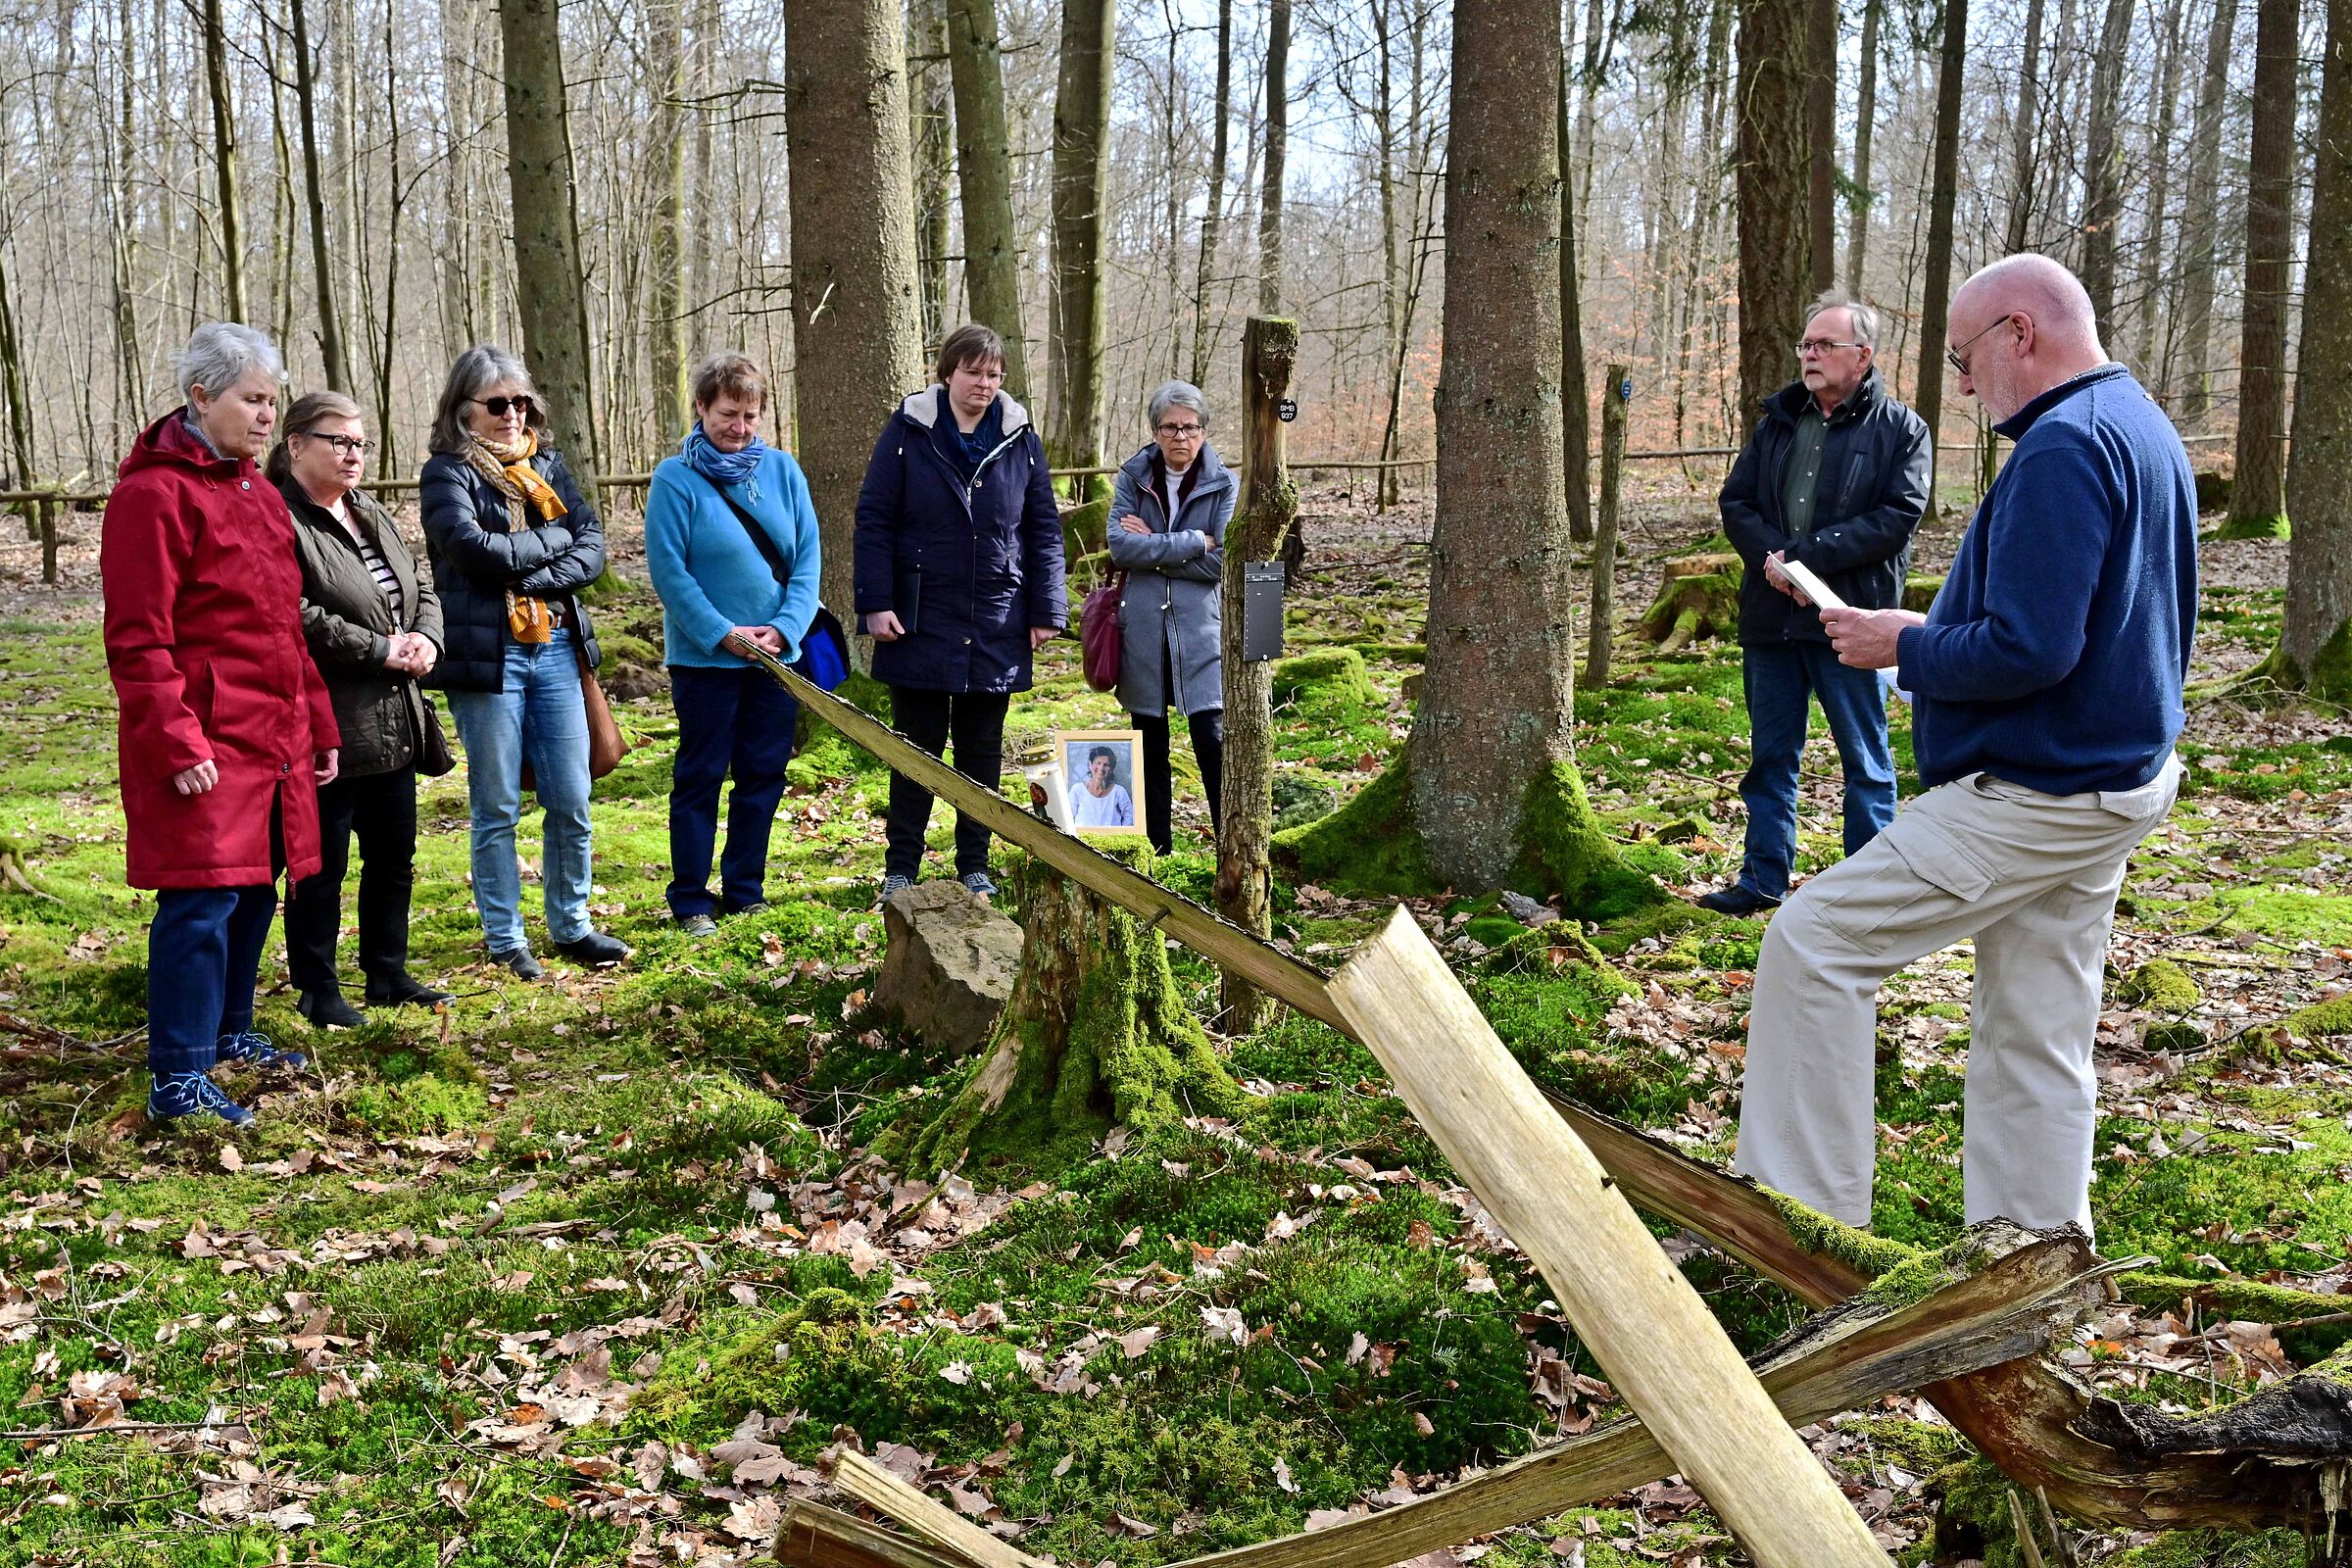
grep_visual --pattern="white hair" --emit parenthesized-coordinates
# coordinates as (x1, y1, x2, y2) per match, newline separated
(1806, 290, 1883, 350)
(174, 322, 285, 402)
(1147, 379, 1209, 428)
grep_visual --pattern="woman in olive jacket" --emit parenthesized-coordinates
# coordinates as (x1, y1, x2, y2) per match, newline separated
(272, 391, 452, 1026)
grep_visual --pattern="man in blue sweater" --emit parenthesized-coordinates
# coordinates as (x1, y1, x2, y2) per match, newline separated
(1732, 254, 2196, 1236)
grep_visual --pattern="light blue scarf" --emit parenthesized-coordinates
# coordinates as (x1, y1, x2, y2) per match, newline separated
(683, 423, 766, 491)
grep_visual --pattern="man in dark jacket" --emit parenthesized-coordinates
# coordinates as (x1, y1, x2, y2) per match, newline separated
(1701, 291, 1931, 916)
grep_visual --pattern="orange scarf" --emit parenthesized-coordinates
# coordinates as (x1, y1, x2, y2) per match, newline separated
(466, 431, 568, 644)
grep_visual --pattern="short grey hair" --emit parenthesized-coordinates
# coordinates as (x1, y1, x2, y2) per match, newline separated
(1147, 379, 1208, 429)
(429, 343, 547, 455)
(1805, 290, 1882, 350)
(174, 322, 284, 402)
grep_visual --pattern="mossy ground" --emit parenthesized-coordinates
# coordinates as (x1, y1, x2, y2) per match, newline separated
(0, 499, 2342, 1564)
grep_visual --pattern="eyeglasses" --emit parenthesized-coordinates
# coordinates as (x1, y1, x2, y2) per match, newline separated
(1793, 338, 1866, 357)
(473, 395, 536, 418)
(1945, 315, 2014, 378)
(1154, 422, 1204, 438)
(302, 433, 373, 456)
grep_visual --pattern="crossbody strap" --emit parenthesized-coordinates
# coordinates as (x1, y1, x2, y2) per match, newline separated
(699, 469, 791, 588)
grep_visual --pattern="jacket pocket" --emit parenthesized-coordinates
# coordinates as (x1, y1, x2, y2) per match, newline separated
(1815, 822, 1993, 949)
(187, 662, 217, 729)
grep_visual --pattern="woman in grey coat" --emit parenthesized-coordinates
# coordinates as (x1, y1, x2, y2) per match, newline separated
(1106, 380, 1235, 855)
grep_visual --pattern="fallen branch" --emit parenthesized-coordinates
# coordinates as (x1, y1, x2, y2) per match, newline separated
(827, 1451, 1039, 1568)
(778, 1500, 985, 1568)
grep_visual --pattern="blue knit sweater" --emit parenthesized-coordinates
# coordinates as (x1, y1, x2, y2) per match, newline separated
(1895, 365, 2197, 795)
(644, 446, 822, 668)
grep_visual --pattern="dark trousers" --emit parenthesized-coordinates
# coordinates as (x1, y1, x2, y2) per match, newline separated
(1133, 709, 1225, 855)
(287, 766, 418, 995)
(1735, 642, 1897, 900)
(667, 664, 800, 916)
(148, 885, 276, 1074)
(885, 687, 1011, 879)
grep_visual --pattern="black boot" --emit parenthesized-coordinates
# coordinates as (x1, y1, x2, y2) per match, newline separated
(296, 990, 366, 1029)
(365, 971, 455, 1008)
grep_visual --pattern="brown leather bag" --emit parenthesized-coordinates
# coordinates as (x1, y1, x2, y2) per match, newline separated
(519, 620, 632, 791)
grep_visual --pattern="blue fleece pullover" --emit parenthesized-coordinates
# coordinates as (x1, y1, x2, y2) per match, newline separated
(644, 445, 823, 668)
(1895, 364, 2196, 795)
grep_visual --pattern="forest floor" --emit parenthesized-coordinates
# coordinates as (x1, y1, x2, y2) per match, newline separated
(0, 473, 2345, 1568)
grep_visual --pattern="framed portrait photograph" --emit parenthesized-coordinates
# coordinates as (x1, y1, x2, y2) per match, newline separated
(1055, 728, 1146, 835)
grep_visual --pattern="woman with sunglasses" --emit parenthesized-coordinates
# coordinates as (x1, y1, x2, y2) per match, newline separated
(272, 391, 452, 1027)
(419, 347, 628, 980)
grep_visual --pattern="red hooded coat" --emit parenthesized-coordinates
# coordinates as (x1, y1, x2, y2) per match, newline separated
(101, 411, 339, 889)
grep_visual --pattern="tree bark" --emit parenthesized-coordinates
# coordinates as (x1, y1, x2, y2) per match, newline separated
(1584, 367, 1626, 686)
(1258, 0, 1291, 314)
(1189, 0, 1235, 388)
(1804, 0, 1838, 295)
(2176, 0, 2239, 422)
(1736, 0, 1810, 419)
(1912, 0, 1967, 510)
(2078, 0, 2139, 338)
(1048, 0, 1115, 471)
(2003, 0, 2046, 253)
(1215, 317, 1298, 1033)
(288, 0, 349, 392)
(2227, 0, 2299, 538)
(783, 0, 927, 617)
(1842, 0, 1883, 291)
(497, 0, 602, 495)
(913, 0, 954, 348)
(1559, 45, 1593, 543)
(2277, 0, 2352, 699)
(648, 0, 691, 445)
(2141, 0, 2190, 395)
(200, 0, 247, 321)
(945, 0, 1032, 396)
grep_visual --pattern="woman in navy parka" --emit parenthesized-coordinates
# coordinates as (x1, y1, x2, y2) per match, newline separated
(854, 323, 1066, 901)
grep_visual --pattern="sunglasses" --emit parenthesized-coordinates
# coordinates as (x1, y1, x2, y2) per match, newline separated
(473, 395, 536, 418)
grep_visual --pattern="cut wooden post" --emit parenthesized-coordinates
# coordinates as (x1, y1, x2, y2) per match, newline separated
(1327, 906, 1888, 1566)
(829, 1450, 1042, 1568)
(775, 1499, 984, 1568)
(1584, 364, 1627, 686)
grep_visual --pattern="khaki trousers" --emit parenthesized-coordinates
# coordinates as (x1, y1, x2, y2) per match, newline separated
(1732, 760, 2180, 1234)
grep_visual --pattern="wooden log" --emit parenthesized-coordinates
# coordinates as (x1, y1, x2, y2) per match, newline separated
(828, 1451, 1040, 1568)
(776, 1499, 984, 1568)
(1326, 907, 1889, 1566)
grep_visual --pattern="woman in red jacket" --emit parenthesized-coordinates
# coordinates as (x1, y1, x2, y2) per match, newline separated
(101, 323, 341, 1127)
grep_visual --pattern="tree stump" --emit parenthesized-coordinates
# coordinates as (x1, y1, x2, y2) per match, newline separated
(899, 841, 1242, 1175)
(1636, 551, 1742, 655)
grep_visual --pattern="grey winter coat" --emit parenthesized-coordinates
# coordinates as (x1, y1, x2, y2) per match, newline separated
(1107, 441, 1235, 718)
(282, 479, 446, 778)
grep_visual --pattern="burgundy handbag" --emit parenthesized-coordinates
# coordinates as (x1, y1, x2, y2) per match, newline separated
(1080, 572, 1125, 693)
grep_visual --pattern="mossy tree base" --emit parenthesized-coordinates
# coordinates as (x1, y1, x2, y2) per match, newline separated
(898, 841, 1243, 1177)
(2251, 619, 2352, 705)
(1274, 755, 1664, 919)
(2213, 512, 2292, 540)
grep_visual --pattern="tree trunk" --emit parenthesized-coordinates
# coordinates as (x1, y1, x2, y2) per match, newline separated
(0, 248, 37, 507)
(1048, 0, 1114, 472)
(1584, 367, 1626, 686)
(946, 0, 1032, 397)
(1215, 317, 1298, 1034)
(200, 0, 246, 321)
(2176, 0, 2239, 422)
(647, 0, 690, 446)
(288, 0, 349, 391)
(497, 0, 602, 496)
(1375, 0, 1404, 510)
(2276, 0, 2352, 699)
(1736, 0, 1810, 419)
(783, 0, 927, 617)
(903, 849, 1242, 1174)
(1258, 0, 1291, 314)
(106, 0, 144, 442)
(1559, 46, 1593, 543)
(913, 0, 954, 349)
(1189, 0, 1234, 387)
(1404, 0, 1650, 913)
(2078, 0, 2138, 339)
(1804, 0, 1838, 295)
(2004, 0, 2046, 253)
(2141, 0, 2190, 396)
(1913, 0, 1967, 513)
(2226, 0, 2299, 539)
(1842, 0, 1883, 291)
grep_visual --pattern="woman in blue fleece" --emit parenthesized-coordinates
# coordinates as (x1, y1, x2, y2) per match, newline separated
(643, 353, 820, 935)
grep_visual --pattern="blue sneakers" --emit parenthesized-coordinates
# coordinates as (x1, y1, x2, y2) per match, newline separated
(216, 1031, 309, 1070)
(147, 1071, 255, 1127)
(957, 869, 998, 902)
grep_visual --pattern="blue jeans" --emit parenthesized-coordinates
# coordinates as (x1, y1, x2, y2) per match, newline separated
(445, 628, 594, 953)
(148, 885, 276, 1074)
(667, 664, 799, 916)
(1736, 642, 1896, 900)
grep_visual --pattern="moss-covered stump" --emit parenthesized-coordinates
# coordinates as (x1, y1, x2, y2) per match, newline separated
(2119, 956, 2202, 1012)
(1904, 572, 1946, 612)
(2212, 511, 2291, 541)
(897, 841, 1243, 1176)
(1274, 754, 1663, 919)
(1272, 647, 1377, 712)
(1636, 551, 1741, 655)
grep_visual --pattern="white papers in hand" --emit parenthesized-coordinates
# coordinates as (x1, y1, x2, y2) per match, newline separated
(1777, 558, 1848, 612)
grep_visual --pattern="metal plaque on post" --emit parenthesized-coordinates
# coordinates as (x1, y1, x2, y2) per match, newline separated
(1242, 562, 1286, 662)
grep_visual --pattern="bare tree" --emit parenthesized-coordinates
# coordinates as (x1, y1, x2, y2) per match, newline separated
(2003, 0, 2046, 253)
(2226, 0, 2297, 538)
(1843, 0, 1884, 291)
(2077, 0, 2138, 337)
(2175, 0, 2239, 422)
(1559, 31, 1592, 542)
(1048, 0, 1115, 472)
(288, 0, 349, 391)
(1805, 0, 1837, 293)
(1736, 0, 1810, 417)
(945, 0, 1030, 394)
(1189, 0, 1234, 386)
(1914, 0, 1967, 507)
(200, 0, 247, 320)
(1259, 0, 1291, 313)
(648, 0, 690, 442)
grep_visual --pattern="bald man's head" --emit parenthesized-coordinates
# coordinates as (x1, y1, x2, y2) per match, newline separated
(1945, 254, 2108, 419)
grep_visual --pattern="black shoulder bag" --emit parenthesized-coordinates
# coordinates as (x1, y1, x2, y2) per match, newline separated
(698, 474, 850, 690)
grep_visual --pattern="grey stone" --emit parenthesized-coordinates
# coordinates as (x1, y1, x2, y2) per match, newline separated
(874, 879, 1024, 1054)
